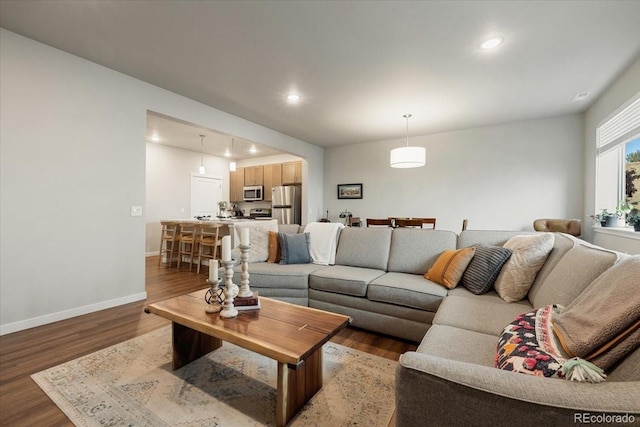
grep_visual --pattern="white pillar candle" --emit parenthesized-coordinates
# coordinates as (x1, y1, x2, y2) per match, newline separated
(240, 227, 250, 246)
(222, 235, 231, 261)
(209, 259, 218, 282)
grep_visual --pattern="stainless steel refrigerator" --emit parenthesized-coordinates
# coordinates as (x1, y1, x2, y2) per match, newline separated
(272, 185, 301, 225)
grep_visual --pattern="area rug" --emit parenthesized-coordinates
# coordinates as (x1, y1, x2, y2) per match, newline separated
(32, 326, 396, 426)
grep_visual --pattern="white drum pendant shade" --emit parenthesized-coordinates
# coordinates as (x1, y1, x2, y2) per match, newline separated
(391, 113, 425, 168)
(390, 146, 426, 168)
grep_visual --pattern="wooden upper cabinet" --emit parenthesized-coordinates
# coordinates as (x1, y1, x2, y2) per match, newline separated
(263, 163, 282, 202)
(244, 165, 264, 186)
(230, 167, 245, 202)
(282, 161, 302, 184)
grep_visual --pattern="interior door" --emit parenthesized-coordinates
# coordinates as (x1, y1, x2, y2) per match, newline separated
(191, 175, 223, 218)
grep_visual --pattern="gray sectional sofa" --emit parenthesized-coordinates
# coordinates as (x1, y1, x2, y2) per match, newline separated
(234, 225, 640, 424)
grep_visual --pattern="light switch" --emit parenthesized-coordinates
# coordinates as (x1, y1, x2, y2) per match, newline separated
(131, 205, 143, 216)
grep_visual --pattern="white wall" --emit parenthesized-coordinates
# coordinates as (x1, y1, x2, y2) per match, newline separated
(146, 143, 230, 254)
(324, 114, 584, 231)
(0, 29, 323, 334)
(584, 57, 640, 246)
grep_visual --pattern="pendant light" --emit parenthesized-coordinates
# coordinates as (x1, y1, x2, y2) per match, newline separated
(229, 138, 237, 172)
(390, 114, 426, 168)
(198, 134, 206, 174)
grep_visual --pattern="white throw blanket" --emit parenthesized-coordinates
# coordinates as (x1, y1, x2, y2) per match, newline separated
(304, 222, 345, 265)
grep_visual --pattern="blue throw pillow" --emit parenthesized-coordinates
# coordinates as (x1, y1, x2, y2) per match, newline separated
(279, 232, 311, 265)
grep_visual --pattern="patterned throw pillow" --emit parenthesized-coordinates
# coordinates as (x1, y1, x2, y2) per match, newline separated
(460, 245, 512, 295)
(495, 305, 565, 378)
(425, 247, 476, 289)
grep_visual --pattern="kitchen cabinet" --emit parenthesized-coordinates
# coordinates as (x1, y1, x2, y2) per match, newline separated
(263, 163, 282, 202)
(282, 161, 302, 184)
(244, 165, 264, 186)
(229, 167, 245, 202)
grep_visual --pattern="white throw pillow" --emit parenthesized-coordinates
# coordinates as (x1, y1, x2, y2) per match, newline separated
(231, 220, 279, 263)
(494, 233, 554, 303)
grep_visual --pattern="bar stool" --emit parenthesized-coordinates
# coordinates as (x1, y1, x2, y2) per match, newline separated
(177, 223, 198, 271)
(158, 221, 180, 267)
(196, 223, 227, 274)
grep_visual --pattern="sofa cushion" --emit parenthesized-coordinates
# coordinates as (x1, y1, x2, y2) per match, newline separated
(278, 224, 301, 234)
(387, 229, 458, 274)
(233, 262, 326, 289)
(278, 232, 311, 264)
(368, 272, 448, 312)
(527, 233, 576, 298)
(528, 242, 620, 309)
(459, 245, 512, 295)
(425, 247, 476, 289)
(433, 292, 532, 336)
(416, 324, 497, 367)
(494, 233, 554, 303)
(457, 230, 536, 249)
(309, 265, 386, 297)
(335, 227, 392, 270)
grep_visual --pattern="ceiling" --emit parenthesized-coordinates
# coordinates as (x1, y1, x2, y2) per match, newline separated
(2, 0, 640, 149)
(147, 112, 284, 159)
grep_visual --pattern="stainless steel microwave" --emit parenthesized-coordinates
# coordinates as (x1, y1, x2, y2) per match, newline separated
(243, 185, 263, 201)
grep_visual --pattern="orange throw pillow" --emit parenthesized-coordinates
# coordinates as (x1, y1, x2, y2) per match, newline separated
(267, 231, 281, 263)
(425, 247, 476, 289)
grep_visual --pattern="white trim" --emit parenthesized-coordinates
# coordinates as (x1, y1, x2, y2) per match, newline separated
(0, 292, 147, 336)
(146, 251, 160, 257)
(592, 226, 640, 241)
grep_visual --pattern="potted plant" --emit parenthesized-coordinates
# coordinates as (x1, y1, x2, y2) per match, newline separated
(592, 209, 621, 227)
(627, 209, 640, 232)
(616, 200, 633, 226)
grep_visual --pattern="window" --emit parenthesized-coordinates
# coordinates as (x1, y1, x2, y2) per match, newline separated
(596, 93, 640, 218)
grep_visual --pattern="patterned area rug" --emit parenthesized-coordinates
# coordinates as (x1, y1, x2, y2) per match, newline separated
(32, 326, 396, 426)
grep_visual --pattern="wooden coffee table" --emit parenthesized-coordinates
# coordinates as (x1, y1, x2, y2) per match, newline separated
(145, 289, 351, 426)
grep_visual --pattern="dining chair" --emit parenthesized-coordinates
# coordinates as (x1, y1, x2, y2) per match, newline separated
(394, 219, 424, 228)
(366, 218, 393, 227)
(395, 218, 437, 229)
(158, 221, 180, 267)
(196, 223, 228, 274)
(177, 223, 199, 271)
(348, 216, 362, 227)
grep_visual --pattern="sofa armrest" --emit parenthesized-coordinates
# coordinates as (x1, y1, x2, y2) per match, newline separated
(396, 352, 640, 426)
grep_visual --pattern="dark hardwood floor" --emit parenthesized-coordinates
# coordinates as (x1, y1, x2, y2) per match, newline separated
(0, 256, 417, 426)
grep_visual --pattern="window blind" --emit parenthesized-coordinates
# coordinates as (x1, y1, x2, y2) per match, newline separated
(597, 93, 640, 154)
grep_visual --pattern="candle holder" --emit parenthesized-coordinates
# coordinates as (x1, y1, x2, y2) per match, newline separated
(204, 278, 223, 313)
(219, 259, 239, 318)
(237, 244, 254, 298)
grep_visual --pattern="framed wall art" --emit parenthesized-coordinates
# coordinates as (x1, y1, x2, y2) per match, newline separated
(337, 183, 363, 199)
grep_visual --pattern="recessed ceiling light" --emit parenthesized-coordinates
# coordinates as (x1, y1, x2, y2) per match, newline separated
(479, 37, 503, 50)
(249, 146, 257, 154)
(572, 92, 592, 102)
(150, 134, 160, 142)
(224, 150, 231, 158)
(287, 93, 301, 103)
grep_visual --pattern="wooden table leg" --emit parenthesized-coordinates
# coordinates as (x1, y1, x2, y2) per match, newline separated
(171, 321, 222, 370)
(276, 347, 323, 427)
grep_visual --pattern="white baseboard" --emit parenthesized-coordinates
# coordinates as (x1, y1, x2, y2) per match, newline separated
(0, 292, 148, 336)
(146, 251, 160, 257)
